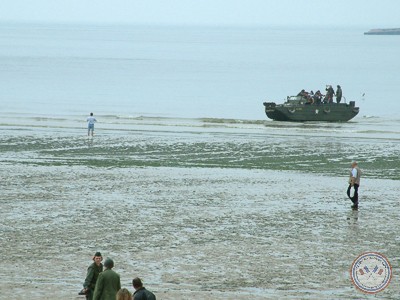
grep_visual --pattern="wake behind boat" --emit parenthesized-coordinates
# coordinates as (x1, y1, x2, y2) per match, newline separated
(263, 87, 359, 122)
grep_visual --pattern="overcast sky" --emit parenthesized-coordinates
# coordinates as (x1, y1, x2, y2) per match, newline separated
(1, 0, 399, 27)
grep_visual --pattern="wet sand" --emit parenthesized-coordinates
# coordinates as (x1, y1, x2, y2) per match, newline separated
(0, 166, 399, 299)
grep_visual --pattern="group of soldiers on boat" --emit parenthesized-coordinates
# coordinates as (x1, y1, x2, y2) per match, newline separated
(297, 84, 343, 105)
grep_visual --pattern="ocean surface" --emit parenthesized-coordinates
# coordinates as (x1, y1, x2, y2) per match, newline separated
(0, 22, 399, 299)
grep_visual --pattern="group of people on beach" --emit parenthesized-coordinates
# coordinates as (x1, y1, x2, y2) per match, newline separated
(80, 252, 156, 300)
(297, 84, 343, 105)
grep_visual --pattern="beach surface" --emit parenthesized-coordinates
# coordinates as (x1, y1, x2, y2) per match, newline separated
(1, 166, 399, 299)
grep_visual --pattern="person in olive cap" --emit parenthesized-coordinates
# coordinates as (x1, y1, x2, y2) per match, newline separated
(132, 277, 156, 300)
(82, 251, 103, 300)
(93, 258, 121, 300)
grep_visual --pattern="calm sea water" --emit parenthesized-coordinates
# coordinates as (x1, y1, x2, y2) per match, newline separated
(1, 22, 400, 119)
(1, 23, 400, 299)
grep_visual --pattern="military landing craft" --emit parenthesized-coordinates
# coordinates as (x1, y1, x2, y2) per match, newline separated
(263, 95, 359, 122)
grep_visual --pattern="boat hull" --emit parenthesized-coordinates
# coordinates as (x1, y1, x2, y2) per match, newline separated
(263, 102, 359, 122)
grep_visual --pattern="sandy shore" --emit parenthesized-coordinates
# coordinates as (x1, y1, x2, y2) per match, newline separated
(0, 166, 399, 299)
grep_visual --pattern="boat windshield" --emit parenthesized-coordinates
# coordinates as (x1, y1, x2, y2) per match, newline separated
(284, 95, 305, 105)
(287, 96, 302, 101)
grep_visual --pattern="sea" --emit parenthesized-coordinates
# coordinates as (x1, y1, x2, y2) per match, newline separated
(0, 22, 399, 299)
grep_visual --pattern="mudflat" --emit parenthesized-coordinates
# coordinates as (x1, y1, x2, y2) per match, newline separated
(1, 166, 398, 299)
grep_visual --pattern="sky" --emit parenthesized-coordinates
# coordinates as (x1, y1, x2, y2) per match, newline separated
(0, 0, 399, 28)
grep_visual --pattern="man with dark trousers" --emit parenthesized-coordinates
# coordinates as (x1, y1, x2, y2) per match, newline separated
(347, 161, 361, 209)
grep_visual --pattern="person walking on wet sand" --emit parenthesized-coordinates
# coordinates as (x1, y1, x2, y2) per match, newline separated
(347, 161, 361, 209)
(82, 251, 103, 300)
(93, 258, 121, 300)
(132, 277, 156, 300)
(87, 112, 97, 136)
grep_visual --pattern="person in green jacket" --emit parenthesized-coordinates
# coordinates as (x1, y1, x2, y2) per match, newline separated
(82, 251, 103, 300)
(336, 85, 343, 103)
(93, 258, 121, 300)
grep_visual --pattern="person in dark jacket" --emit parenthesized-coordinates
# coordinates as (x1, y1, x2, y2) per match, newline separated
(313, 90, 323, 104)
(93, 258, 121, 300)
(82, 251, 103, 300)
(336, 85, 343, 103)
(325, 85, 335, 103)
(132, 277, 156, 300)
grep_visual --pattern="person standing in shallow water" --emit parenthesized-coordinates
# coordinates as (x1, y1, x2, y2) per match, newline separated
(347, 161, 361, 209)
(87, 112, 97, 136)
(82, 251, 103, 300)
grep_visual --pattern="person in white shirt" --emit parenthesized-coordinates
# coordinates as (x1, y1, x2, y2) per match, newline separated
(87, 112, 97, 136)
(347, 161, 361, 209)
